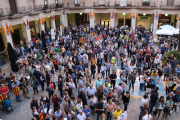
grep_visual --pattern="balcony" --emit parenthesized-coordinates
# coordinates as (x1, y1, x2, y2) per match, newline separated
(0, 3, 64, 19)
(66, 2, 85, 8)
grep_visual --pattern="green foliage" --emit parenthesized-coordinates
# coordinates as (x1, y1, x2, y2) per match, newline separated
(163, 50, 180, 65)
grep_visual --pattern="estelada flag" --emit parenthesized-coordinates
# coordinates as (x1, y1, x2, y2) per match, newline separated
(38, 106, 44, 120)
(10, 25, 14, 33)
(1, 25, 5, 35)
(6, 23, 10, 33)
(129, 12, 132, 18)
(0, 94, 7, 102)
(12, 85, 20, 96)
(164, 79, 170, 91)
(23, 55, 28, 65)
(93, 11, 95, 18)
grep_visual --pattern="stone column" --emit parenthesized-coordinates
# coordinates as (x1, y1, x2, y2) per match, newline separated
(39, 22, 45, 33)
(61, 13, 68, 27)
(51, 17, 56, 30)
(153, 16, 159, 39)
(90, 16, 95, 28)
(110, 16, 115, 28)
(131, 16, 136, 31)
(23, 24, 31, 43)
(176, 16, 179, 29)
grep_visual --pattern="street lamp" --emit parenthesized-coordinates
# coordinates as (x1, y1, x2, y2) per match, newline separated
(165, 14, 168, 16)
(123, 13, 125, 15)
(80, 13, 82, 15)
(143, 13, 146, 16)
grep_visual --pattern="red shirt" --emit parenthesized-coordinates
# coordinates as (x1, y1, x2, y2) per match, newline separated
(0, 86, 9, 95)
(32, 38, 36, 44)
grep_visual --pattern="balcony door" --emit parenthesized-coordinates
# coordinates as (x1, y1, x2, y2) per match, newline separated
(9, 0, 18, 14)
(75, 0, 80, 7)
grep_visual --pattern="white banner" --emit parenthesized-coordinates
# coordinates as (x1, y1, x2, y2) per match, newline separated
(117, 111, 127, 120)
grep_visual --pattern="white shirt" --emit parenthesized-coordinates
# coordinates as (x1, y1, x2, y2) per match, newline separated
(139, 75, 144, 83)
(101, 66, 106, 72)
(100, 52, 104, 58)
(140, 98, 149, 107)
(142, 114, 148, 120)
(77, 113, 86, 120)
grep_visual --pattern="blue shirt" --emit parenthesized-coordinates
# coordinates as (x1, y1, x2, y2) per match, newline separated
(151, 76, 158, 85)
(78, 65, 82, 71)
(171, 60, 177, 67)
(66, 51, 71, 57)
(125, 67, 130, 74)
(82, 107, 90, 118)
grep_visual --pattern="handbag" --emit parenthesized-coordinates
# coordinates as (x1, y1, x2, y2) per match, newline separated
(101, 71, 105, 74)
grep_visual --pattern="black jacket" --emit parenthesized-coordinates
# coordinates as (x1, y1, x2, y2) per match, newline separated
(150, 93, 158, 105)
(30, 100, 38, 110)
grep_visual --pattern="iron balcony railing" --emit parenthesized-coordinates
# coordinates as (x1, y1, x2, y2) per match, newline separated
(0, 8, 4, 17)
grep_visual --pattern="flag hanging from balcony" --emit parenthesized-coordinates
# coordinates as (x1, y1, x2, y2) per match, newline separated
(153, 13, 155, 17)
(133, 12, 135, 19)
(115, 13, 117, 17)
(109, 11, 111, 16)
(51, 14, 55, 20)
(39, 18, 41, 24)
(10, 25, 14, 33)
(1, 25, 5, 35)
(136, 12, 138, 19)
(111, 11, 114, 19)
(6, 23, 10, 34)
(129, 12, 132, 18)
(93, 11, 95, 18)
(89, 11, 92, 16)
(176, 14, 179, 20)
(159, 13, 161, 18)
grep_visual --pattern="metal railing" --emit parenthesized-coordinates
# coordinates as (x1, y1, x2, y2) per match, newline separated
(48, 4, 55, 9)
(35, 5, 43, 11)
(17, 6, 26, 14)
(66, 2, 85, 8)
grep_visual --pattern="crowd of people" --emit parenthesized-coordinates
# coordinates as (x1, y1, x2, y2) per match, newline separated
(0, 23, 180, 120)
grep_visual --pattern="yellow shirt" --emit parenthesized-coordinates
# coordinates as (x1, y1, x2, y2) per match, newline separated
(113, 110, 122, 120)
(84, 28, 86, 31)
(61, 48, 65, 53)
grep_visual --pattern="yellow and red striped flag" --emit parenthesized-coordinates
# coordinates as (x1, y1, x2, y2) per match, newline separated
(89, 11, 92, 16)
(39, 18, 41, 24)
(1, 25, 5, 35)
(6, 23, 10, 33)
(0, 94, 7, 102)
(93, 11, 95, 18)
(38, 106, 44, 120)
(93, 31, 95, 37)
(12, 85, 20, 96)
(10, 25, 14, 33)
(176, 14, 179, 20)
(136, 12, 139, 19)
(129, 12, 132, 18)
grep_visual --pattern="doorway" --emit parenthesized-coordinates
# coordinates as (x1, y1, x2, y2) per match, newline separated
(12, 29, 20, 45)
(9, 0, 18, 14)
(118, 19, 124, 26)
(125, 19, 131, 28)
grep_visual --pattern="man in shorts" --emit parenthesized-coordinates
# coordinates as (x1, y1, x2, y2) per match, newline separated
(21, 79, 30, 99)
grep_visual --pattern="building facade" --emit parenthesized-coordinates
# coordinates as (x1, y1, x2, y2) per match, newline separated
(0, 0, 180, 52)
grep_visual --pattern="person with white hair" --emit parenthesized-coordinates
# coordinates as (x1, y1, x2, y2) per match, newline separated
(77, 110, 87, 120)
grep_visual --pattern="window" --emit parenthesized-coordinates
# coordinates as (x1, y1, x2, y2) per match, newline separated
(55, 0, 58, 4)
(120, 0, 127, 7)
(44, 0, 47, 5)
(99, 0, 105, 5)
(75, 0, 80, 4)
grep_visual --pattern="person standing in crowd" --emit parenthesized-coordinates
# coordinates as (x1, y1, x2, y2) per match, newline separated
(123, 91, 130, 111)
(162, 97, 173, 119)
(139, 95, 149, 120)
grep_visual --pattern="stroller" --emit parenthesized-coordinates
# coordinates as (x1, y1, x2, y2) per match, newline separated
(2, 99, 13, 113)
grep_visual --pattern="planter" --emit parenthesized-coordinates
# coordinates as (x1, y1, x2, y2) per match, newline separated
(0, 56, 6, 66)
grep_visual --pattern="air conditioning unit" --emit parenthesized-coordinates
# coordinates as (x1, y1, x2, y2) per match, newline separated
(120, 0, 127, 7)
(99, 0, 105, 6)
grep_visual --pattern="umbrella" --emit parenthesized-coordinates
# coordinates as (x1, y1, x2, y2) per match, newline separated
(41, 30, 47, 54)
(7, 43, 19, 72)
(171, 29, 179, 34)
(156, 29, 173, 35)
(159, 25, 175, 30)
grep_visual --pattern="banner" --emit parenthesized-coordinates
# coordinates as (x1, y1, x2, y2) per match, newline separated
(117, 111, 127, 120)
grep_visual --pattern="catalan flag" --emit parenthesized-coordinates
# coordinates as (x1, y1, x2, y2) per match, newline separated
(23, 55, 28, 65)
(136, 12, 138, 19)
(38, 106, 44, 120)
(1, 25, 5, 35)
(0, 94, 7, 102)
(164, 79, 170, 91)
(100, 32, 103, 37)
(93, 11, 95, 18)
(6, 23, 10, 33)
(39, 18, 41, 24)
(89, 11, 92, 16)
(10, 25, 14, 33)
(176, 14, 179, 20)
(60, 22, 64, 29)
(129, 12, 132, 18)
(12, 85, 20, 96)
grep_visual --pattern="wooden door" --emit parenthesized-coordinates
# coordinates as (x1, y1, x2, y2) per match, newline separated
(0, 34, 5, 52)
(9, 0, 18, 14)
